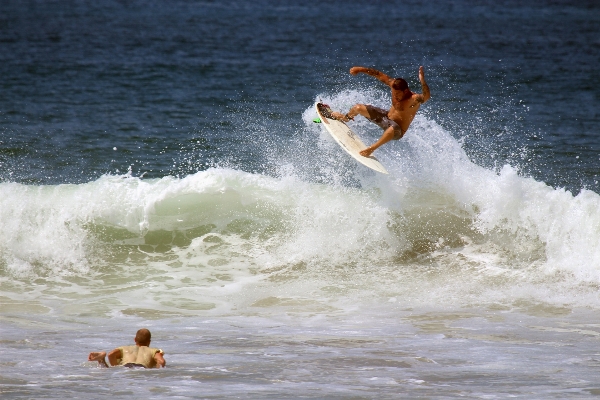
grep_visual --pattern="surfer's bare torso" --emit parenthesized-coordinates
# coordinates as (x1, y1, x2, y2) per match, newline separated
(388, 82, 425, 133)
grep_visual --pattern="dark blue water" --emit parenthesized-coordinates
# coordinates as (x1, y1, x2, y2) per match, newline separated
(1, 0, 598, 190)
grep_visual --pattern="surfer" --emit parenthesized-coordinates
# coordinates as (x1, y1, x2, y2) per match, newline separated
(88, 328, 166, 368)
(331, 66, 430, 157)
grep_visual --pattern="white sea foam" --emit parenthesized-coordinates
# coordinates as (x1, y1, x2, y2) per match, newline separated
(1, 96, 600, 312)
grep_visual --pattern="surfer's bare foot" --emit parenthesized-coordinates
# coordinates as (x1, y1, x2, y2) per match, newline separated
(360, 147, 375, 157)
(331, 111, 352, 122)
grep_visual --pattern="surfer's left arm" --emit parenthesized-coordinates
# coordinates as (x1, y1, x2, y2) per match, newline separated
(416, 66, 430, 103)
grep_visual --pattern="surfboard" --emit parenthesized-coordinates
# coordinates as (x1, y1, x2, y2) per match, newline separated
(315, 102, 388, 174)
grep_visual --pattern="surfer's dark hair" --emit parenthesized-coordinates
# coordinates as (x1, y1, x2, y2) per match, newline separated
(392, 78, 408, 91)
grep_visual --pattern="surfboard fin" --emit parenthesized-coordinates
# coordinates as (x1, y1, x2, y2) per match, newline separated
(313, 118, 321, 123)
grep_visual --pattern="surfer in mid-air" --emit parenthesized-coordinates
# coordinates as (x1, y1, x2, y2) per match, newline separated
(331, 66, 430, 157)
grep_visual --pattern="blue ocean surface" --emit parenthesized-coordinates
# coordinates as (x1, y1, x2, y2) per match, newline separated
(1, 1, 600, 399)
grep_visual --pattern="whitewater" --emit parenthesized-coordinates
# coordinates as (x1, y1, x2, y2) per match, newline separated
(3, 94, 600, 398)
(3, 109, 600, 397)
(3, 91, 600, 304)
(2, 1, 600, 397)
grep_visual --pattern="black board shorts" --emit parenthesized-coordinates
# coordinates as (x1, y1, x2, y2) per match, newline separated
(123, 363, 146, 368)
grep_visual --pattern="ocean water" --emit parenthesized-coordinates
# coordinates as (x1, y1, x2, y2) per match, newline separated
(1, 1, 600, 398)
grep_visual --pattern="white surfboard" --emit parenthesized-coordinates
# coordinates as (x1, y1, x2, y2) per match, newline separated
(315, 102, 388, 174)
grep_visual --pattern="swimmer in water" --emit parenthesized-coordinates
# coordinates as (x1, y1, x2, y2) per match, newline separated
(88, 328, 166, 368)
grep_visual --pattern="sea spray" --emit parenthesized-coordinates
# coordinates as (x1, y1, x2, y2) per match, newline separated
(2, 113, 600, 312)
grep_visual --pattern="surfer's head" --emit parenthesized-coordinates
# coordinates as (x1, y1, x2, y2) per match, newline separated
(392, 78, 409, 91)
(135, 328, 152, 346)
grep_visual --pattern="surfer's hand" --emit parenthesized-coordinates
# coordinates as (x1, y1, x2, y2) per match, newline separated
(419, 66, 425, 81)
(88, 352, 106, 362)
(349, 67, 361, 75)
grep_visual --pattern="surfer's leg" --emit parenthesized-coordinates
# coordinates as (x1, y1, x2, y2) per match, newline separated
(347, 104, 370, 119)
(330, 111, 349, 121)
(331, 104, 370, 122)
(359, 126, 396, 157)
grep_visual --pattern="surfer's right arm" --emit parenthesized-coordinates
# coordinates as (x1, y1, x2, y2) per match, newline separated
(349, 66, 394, 86)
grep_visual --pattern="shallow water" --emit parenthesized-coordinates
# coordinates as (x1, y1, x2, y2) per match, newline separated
(4, 308, 600, 398)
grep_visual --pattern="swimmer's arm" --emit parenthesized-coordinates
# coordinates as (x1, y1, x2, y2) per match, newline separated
(416, 66, 430, 103)
(88, 351, 109, 368)
(154, 351, 166, 368)
(350, 66, 394, 86)
(107, 348, 122, 367)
